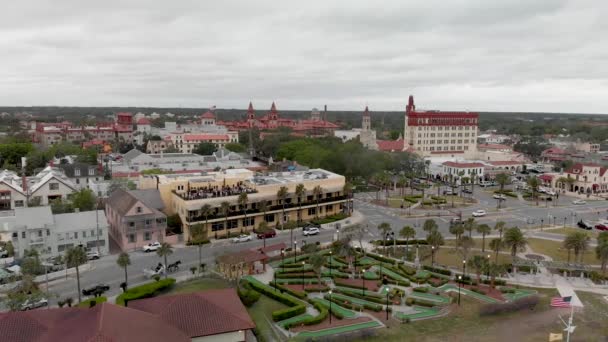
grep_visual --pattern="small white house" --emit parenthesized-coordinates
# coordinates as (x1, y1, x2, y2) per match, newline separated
(441, 161, 485, 182)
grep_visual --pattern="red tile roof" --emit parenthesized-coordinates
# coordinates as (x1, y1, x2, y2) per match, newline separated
(488, 160, 522, 166)
(129, 289, 255, 338)
(478, 143, 511, 150)
(565, 163, 607, 176)
(542, 147, 567, 155)
(201, 111, 215, 119)
(258, 242, 287, 253)
(0, 303, 190, 342)
(376, 139, 404, 152)
(183, 134, 230, 141)
(442, 161, 485, 168)
(137, 118, 151, 125)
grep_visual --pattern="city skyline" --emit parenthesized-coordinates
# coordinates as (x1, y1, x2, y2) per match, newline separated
(0, 1, 606, 113)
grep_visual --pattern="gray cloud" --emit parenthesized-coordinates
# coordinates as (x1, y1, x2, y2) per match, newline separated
(0, 0, 606, 113)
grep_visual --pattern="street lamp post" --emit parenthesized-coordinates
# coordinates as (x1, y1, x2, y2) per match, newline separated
(486, 254, 491, 281)
(564, 217, 567, 228)
(301, 261, 305, 290)
(431, 246, 435, 266)
(329, 290, 333, 324)
(280, 248, 285, 273)
(386, 288, 390, 321)
(361, 270, 365, 296)
(540, 218, 544, 230)
(294, 241, 297, 263)
(462, 259, 467, 279)
(458, 275, 462, 305)
(329, 250, 332, 278)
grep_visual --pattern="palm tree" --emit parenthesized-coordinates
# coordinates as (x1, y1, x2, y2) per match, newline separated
(449, 223, 465, 244)
(220, 201, 231, 237)
(343, 182, 353, 214)
(476, 224, 491, 253)
(309, 252, 325, 283)
(469, 255, 487, 283)
(237, 192, 248, 234)
(489, 238, 502, 263)
(426, 230, 444, 266)
(277, 185, 290, 240)
(156, 242, 173, 279)
(378, 222, 392, 255)
(458, 236, 474, 260)
(399, 226, 416, 260)
(464, 218, 476, 238)
(189, 224, 206, 274)
(312, 185, 323, 218)
(596, 232, 608, 276)
(487, 263, 504, 288)
(503, 227, 527, 261)
(563, 233, 577, 264)
(258, 200, 268, 229)
(66, 246, 87, 303)
(494, 221, 506, 240)
(116, 252, 131, 290)
(295, 183, 306, 224)
(495, 173, 509, 193)
(569, 231, 590, 263)
(200, 204, 212, 239)
(470, 170, 477, 196)
(527, 176, 541, 206)
(422, 219, 438, 234)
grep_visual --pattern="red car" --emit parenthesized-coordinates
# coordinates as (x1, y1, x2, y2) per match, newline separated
(595, 224, 608, 231)
(256, 229, 276, 239)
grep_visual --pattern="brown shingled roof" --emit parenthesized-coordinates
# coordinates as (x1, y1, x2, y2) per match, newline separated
(129, 289, 255, 338)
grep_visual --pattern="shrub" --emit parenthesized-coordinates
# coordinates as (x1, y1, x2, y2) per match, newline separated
(116, 278, 176, 306)
(479, 295, 539, 316)
(374, 239, 429, 246)
(304, 286, 330, 293)
(409, 297, 437, 307)
(78, 296, 107, 308)
(499, 287, 515, 293)
(482, 279, 507, 286)
(274, 273, 318, 279)
(423, 265, 452, 276)
(334, 289, 387, 305)
(302, 301, 329, 326)
(334, 281, 366, 290)
(427, 278, 448, 287)
(470, 287, 487, 295)
(185, 239, 210, 246)
(399, 264, 416, 275)
(269, 282, 307, 299)
(405, 297, 414, 306)
(238, 286, 261, 307)
(311, 213, 348, 225)
(273, 305, 307, 321)
(412, 287, 428, 293)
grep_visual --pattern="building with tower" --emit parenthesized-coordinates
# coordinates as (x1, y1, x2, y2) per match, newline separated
(403, 95, 478, 158)
(358, 106, 378, 150)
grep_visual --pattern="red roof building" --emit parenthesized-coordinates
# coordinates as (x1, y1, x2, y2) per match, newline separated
(34, 113, 134, 147)
(218, 103, 340, 134)
(377, 138, 405, 152)
(137, 118, 152, 125)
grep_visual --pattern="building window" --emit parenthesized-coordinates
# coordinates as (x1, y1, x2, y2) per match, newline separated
(307, 208, 316, 216)
(14, 200, 24, 207)
(129, 222, 135, 228)
(136, 206, 142, 213)
(145, 219, 152, 226)
(46, 229, 50, 236)
(89, 168, 95, 176)
(12, 232, 17, 238)
(211, 222, 224, 231)
(144, 232, 151, 241)
(83, 231, 87, 238)
(243, 217, 254, 227)
(22, 232, 25, 239)
(128, 234, 136, 243)
(76, 179, 80, 184)
(264, 213, 275, 222)
(49, 183, 59, 190)
(227, 219, 238, 229)
(75, 169, 81, 176)
(74, 232, 78, 239)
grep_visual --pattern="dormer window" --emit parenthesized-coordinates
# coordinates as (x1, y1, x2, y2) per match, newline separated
(136, 206, 142, 213)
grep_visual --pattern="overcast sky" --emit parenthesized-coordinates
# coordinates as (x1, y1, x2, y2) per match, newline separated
(1, 0, 606, 113)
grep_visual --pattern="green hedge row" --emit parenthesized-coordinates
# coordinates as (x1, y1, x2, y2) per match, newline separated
(238, 284, 261, 307)
(412, 287, 429, 293)
(311, 298, 345, 320)
(334, 289, 387, 305)
(325, 294, 382, 312)
(269, 282, 307, 299)
(334, 280, 366, 290)
(398, 264, 417, 276)
(78, 296, 107, 308)
(405, 297, 439, 307)
(116, 278, 176, 306)
(366, 252, 404, 265)
(275, 273, 318, 279)
(423, 265, 452, 276)
(482, 279, 507, 286)
(245, 279, 307, 321)
(375, 239, 429, 246)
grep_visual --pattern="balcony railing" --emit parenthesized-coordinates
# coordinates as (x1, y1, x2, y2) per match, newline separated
(172, 188, 258, 201)
(186, 195, 351, 223)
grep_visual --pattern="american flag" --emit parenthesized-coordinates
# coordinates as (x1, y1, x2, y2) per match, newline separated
(550, 296, 572, 308)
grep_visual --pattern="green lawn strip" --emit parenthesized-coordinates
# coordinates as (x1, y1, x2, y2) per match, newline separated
(334, 286, 384, 299)
(395, 306, 441, 320)
(330, 293, 383, 309)
(364, 270, 379, 280)
(375, 266, 409, 283)
(243, 276, 308, 304)
(322, 269, 350, 278)
(357, 257, 377, 266)
(297, 320, 382, 338)
(275, 278, 321, 284)
(503, 289, 537, 302)
(311, 298, 357, 319)
(415, 270, 431, 278)
(327, 256, 348, 267)
(278, 313, 314, 328)
(438, 284, 501, 303)
(408, 292, 451, 304)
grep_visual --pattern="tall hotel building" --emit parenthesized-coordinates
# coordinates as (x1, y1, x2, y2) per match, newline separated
(403, 96, 478, 158)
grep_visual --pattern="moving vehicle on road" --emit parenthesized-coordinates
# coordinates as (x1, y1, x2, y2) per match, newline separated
(86, 251, 100, 260)
(143, 263, 165, 278)
(82, 284, 110, 296)
(572, 199, 586, 205)
(143, 241, 161, 252)
(21, 298, 48, 311)
(595, 222, 608, 231)
(462, 188, 473, 194)
(577, 220, 593, 230)
(450, 217, 462, 225)
(256, 229, 276, 239)
(443, 189, 456, 195)
(232, 234, 252, 243)
(472, 210, 487, 217)
(479, 181, 496, 188)
(303, 227, 320, 236)
(492, 194, 506, 200)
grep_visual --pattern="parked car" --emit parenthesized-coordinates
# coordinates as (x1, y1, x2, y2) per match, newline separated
(462, 188, 473, 194)
(256, 229, 276, 239)
(232, 234, 252, 243)
(572, 199, 586, 205)
(302, 222, 321, 229)
(143, 242, 161, 252)
(472, 210, 486, 217)
(577, 220, 593, 230)
(443, 189, 456, 195)
(21, 298, 48, 311)
(545, 190, 557, 196)
(86, 251, 100, 260)
(450, 217, 462, 224)
(595, 223, 608, 231)
(82, 284, 110, 296)
(492, 194, 506, 200)
(303, 227, 320, 236)
(0, 248, 8, 258)
(479, 182, 495, 188)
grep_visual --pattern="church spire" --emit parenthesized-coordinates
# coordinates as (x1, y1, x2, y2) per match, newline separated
(406, 95, 416, 113)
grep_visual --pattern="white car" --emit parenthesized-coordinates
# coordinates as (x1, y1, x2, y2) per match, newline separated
(492, 194, 506, 200)
(232, 234, 252, 243)
(143, 242, 161, 252)
(572, 199, 586, 205)
(303, 227, 320, 236)
(86, 251, 100, 260)
(21, 298, 48, 311)
(472, 210, 487, 217)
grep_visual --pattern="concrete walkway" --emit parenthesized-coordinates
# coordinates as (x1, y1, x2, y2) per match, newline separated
(554, 276, 584, 307)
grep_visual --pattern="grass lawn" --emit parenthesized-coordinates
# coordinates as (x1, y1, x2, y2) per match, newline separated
(544, 227, 598, 238)
(367, 287, 560, 342)
(248, 296, 289, 342)
(526, 238, 597, 264)
(573, 291, 608, 340)
(168, 277, 232, 294)
(423, 247, 512, 268)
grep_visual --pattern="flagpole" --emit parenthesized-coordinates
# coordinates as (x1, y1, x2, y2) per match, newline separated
(566, 304, 574, 342)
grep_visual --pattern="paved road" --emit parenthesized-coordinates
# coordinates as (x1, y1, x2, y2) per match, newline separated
(355, 187, 608, 239)
(43, 227, 338, 306)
